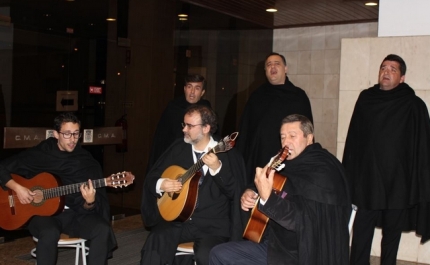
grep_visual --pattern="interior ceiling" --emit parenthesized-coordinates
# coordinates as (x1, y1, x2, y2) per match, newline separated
(0, 0, 379, 37)
(181, 0, 379, 28)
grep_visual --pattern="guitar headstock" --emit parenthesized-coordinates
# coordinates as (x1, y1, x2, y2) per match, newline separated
(105, 171, 135, 188)
(268, 146, 289, 171)
(213, 132, 239, 154)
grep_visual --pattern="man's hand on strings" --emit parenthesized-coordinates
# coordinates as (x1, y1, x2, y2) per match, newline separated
(161, 179, 183, 193)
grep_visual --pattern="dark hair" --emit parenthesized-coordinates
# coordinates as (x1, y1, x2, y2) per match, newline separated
(184, 74, 205, 90)
(54, 112, 81, 131)
(381, 54, 407, 76)
(265, 52, 287, 66)
(281, 114, 313, 137)
(185, 105, 217, 135)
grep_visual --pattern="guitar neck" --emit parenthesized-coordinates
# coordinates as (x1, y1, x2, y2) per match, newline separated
(179, 149, 214, 184)
(42, 179, 106, 200)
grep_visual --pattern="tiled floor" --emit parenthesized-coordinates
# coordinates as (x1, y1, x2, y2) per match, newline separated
(0, 214, 143, 265)
(0, 214, 426, 265)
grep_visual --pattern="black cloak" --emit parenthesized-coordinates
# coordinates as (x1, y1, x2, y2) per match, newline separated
(147, 96, 211, 171)
(236, 78, 313, 183)
(0, 137, 116, 248)
(343, 83, 430, 243)
(260, 143, 351, 265)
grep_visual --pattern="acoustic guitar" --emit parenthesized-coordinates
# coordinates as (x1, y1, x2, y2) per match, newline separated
(157, 132, 238, 222)
(0, 171, 134, 230)
(242, 146, 289, 243)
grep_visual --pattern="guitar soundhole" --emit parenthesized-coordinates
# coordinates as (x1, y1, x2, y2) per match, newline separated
(30, 188, 45, 206)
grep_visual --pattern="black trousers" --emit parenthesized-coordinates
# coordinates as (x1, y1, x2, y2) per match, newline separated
(209, 239, 268, 265)
(27, 209, 114, 265)
(140, 219, 229, 265)
(350, 208, 407, 265)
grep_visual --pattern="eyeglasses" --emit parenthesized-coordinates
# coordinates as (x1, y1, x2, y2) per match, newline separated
(58, 131, 82, 139)
(181, 123, 203, 129)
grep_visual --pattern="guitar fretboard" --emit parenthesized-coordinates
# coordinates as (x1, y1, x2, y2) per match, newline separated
(42, 179, 107, 199)
(179, 150, 214, 185)
(176, 132, 237, 185)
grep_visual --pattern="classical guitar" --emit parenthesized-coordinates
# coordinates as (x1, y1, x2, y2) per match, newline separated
(157, 132, 238, 222)
(242, 146, 289, 243)
(0, 171, 134, 230)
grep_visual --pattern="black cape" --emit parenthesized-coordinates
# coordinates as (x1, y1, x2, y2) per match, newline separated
(236, 78, 313, 183)
(260, 143, 351, 265)
(343, 83, 430, 242)
(141, 137, 247, 241)
(0, 138, 116, 248)
(147, 96, 211, 171)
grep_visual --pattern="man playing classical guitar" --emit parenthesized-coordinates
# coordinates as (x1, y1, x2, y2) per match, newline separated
(0, 112, 122, 265)
(209, 114, 351, 265)
(140, 105, 246, 265)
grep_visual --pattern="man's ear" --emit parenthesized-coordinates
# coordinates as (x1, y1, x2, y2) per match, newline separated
(400, 75, 405, 83)
(201, 89, 206, 97)
(53, 131, 60, 140)
(306, 134, 313, 145)
(203, 124, 210, 134)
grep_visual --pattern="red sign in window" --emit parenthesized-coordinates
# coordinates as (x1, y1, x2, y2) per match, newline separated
(89, 86, 102, 94)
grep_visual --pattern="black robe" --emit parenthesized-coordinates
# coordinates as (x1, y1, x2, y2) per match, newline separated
(260, 143, 351, 265)
(236, 78, 313, 183)
(140, 137, 247, 264)
(147, 96, 211, 171)
(0, 137, 116, 248)
(343, 83, 430, 243)
(141, 137, 246, 239)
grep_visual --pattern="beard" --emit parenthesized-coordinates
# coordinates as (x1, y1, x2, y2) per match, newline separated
(183, 131, 204, 145)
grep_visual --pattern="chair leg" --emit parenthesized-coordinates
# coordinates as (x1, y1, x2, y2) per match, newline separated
(80, 241, 87, 265)
(75, 244, 80, 265)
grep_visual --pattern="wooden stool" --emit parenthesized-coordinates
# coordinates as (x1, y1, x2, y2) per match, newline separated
(31, 234, 89, 265)
(175, 242, 196, 265)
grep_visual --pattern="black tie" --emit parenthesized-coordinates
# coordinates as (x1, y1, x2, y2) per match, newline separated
(194, 151, 205, 210)
(194, 151, 205, 185)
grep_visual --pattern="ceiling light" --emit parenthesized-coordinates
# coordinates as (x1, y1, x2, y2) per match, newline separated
(178, 14, 188, 18)
(266, 8, 278, 12)
(365, 2, 378, 6)
(106, 18, 116, 22)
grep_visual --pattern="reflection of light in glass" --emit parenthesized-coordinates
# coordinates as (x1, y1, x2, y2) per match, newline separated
(365, 2, 378, 6)
(106, 18, 117, 22)
(117, 72, 121, 76)
(266, 8, 278, 12)
(179, 18, 188, 21)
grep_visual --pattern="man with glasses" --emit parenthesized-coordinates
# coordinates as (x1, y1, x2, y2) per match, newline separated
(147, 74, 212, 172)
(140, 105, 246, 265)
(0, 112, 118, 265)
